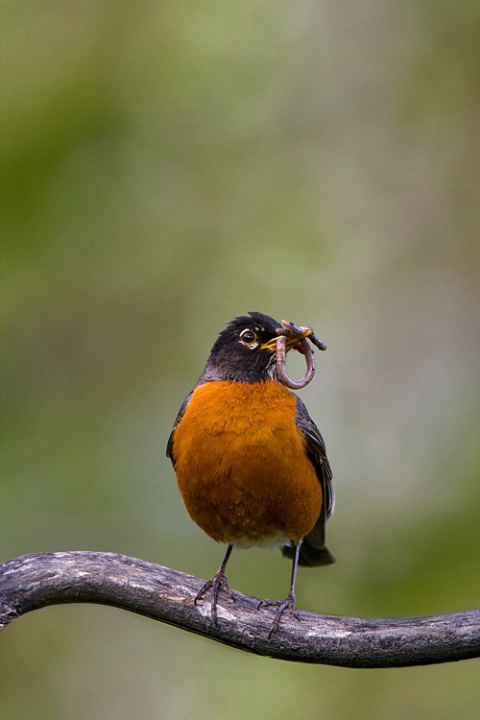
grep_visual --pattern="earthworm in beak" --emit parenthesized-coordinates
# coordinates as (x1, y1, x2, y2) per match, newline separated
(274, 319, 326, 390)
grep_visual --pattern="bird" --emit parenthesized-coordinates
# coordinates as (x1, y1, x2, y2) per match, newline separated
(166, 311, 334, 636)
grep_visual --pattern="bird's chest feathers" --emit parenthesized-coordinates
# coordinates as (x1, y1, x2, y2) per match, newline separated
(172, 380, 320, 544)
(175, 380, 299, 461)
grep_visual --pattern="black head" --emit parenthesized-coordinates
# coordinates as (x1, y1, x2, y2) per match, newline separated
(199, 312, 282, 384)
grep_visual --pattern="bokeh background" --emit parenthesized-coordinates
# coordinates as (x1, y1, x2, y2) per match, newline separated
(2, 1, 479, 718)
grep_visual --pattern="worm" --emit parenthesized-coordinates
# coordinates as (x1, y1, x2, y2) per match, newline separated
(274, 319, 327, 390)
(275, 335, 316, 389)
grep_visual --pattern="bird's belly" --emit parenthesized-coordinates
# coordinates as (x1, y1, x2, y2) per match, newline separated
(172, 381, 322, 545)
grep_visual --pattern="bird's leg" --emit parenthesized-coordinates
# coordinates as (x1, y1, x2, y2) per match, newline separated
(258, 541, 302, 639)
(195, 543, 234, 625)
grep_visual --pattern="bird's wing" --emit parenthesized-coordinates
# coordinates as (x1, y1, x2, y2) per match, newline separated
(166, 391, 193, 467)
(288, 395, 335, 565)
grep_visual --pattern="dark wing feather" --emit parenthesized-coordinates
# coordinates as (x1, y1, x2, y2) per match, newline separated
(166, 391, 193, 467)
(282, 395, 335, 567)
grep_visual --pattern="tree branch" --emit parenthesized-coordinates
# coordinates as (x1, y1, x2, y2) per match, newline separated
(0, 551, 478, 668)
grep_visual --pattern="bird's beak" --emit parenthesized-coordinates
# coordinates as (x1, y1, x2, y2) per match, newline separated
(261, 321, 317, 353)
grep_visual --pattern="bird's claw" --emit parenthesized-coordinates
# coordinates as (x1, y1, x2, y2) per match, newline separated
(257, 594, 300, 639)
(195, 570, 235, 625)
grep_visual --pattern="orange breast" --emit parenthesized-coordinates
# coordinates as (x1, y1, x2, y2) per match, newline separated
(171, 381, 322, 546)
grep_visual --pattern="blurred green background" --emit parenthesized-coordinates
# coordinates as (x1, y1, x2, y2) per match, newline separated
(1, 1, 479, 718)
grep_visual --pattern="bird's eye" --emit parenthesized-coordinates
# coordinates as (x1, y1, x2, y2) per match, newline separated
(239, 329, 257, 346)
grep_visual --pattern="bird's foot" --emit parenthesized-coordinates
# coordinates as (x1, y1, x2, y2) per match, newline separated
(257, 593, 300, 639)
(194, 570, 235, 625)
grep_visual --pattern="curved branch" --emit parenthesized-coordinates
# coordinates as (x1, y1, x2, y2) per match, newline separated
(0, 552, 478, 668)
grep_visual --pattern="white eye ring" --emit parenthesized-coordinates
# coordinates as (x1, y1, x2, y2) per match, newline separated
(239, 328, 258, 347)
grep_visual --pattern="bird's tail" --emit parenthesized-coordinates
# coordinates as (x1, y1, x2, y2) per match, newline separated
(282, 541, 335, 567)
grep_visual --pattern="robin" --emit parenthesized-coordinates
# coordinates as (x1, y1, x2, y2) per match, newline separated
(167, 311, 334, 636)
